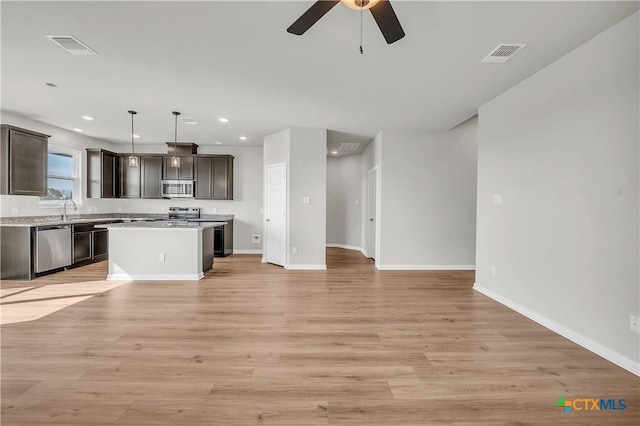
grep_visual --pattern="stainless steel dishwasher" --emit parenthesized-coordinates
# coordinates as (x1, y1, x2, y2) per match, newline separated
(36, 225, 72, 273)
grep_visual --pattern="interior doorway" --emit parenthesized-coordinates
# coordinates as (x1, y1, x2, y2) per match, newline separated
(366, 166, 377, 259)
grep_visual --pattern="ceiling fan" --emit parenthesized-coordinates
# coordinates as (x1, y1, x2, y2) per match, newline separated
(287, 0, 405, 45)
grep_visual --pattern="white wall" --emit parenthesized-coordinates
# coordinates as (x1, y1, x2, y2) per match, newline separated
(0, 111, 117, 216)
(376, 118, 478, 269)
(288, 127, 327, 268)
(475, 12, 639, 373)
(263, 127, 327, 268)
(326, 154, 363, 249)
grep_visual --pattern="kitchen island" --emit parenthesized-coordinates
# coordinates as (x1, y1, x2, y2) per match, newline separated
(96, 221, 226, 281)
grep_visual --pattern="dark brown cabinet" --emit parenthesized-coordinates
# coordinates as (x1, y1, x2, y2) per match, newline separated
(0, 125, 49, 196)
(119, 154, 141, 198)
(163, 156, 194, 180)
(87, 149, 118, 198)
(214, 221, 233, 257)
(71, 223, 111, 267)
(195, 155, 234, 200)
(141, 155, 163, 198)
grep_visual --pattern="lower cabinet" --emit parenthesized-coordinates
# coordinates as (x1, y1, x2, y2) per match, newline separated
(71, 223, 112, 267)
(214, 221, 233, 257)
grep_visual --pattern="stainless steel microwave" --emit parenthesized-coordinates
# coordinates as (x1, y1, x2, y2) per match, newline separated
(161, 180, 194, 198)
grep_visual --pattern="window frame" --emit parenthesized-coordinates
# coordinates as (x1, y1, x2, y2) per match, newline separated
(39, 144, 82, 208)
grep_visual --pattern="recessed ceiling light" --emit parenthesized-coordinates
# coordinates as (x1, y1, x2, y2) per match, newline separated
(215, 141, 223, 145)
(81, 115, 94, 121)
(45, 82, 57, 88)
(73, 128, 84, 132)
(331, 151, 338, 154)
(218, 117, 229, 123)
(239, 136, 247, 140)
(133, 134, 141, 138)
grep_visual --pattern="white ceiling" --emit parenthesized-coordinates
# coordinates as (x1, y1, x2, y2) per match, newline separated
(1, 1, 638, 150)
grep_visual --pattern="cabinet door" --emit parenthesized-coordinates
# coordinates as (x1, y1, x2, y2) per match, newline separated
(195, 157, 212, 199)
(101, 152, 117, 198)
(141, 156, 163, 198)
(9, 129, 47, 195)
(214, 228, 224, 257)
(163, 156, 194, 180)
(73, 232, 92, 263)
(92, 230, 109, 259)
(119, 155, 141, 198)
(212, 157, 229, 200)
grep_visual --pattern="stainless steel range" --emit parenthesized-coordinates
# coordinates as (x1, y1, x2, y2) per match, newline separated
(168, 207, 200, 221)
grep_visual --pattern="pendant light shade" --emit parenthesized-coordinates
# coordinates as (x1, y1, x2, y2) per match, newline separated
(128, 110, 139, 167)
(171, 111, 181, 168)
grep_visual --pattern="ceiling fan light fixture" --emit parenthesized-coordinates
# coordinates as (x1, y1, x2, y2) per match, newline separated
(341, 0, 380, 10)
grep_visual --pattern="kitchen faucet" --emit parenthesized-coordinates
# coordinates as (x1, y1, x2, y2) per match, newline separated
(62, 200, 77, 221)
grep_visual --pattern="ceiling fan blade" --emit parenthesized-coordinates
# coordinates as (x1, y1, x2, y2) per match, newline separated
(287, 1, 340, 35)
(369, 0, 405, 44)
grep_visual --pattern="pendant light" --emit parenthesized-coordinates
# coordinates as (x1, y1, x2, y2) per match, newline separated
(170, 111, 181, 168)
(128, 110, 139, 167)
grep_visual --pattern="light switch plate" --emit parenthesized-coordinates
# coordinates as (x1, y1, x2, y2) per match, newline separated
(492, 194, 502, 204)
(302, 196, 310, 204)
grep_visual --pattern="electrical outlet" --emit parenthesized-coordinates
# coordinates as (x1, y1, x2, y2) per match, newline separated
(302, 196, 310, 204)
(117, 206, 123, 212)
(630, 315, 640, 334)
(491, 266, 497, 276)
(252, 235, 261, 244)
(11, 207, 18, 215)
(292, 247, 298, 255)
(159, 253, 165, 262)
(161, 207, 166, 213)
(355, 200, 359, 205)
(211, 207, 217, 213)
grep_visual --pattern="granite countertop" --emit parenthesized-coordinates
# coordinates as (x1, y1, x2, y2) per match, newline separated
(0, 213, 234, 227)
(96, 221, 227, 230)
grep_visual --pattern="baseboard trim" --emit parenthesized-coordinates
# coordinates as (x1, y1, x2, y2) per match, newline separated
(326, 244, 363, 251)
(285, 264, 327, 270)
(232, 249, 263, 254)
(377, 264, 476, 271)
(107, 273, 204, 281)
(473, 283, 640, 377)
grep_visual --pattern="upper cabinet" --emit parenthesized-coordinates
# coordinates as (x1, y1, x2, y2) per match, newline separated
(0, 125, 49, 196)
(87, 149, 118, 198)
(141, 155, 163, 199)
(119, 154, 141, 198)
(162, 156, 194, 180)
(195, 155, 234, 200)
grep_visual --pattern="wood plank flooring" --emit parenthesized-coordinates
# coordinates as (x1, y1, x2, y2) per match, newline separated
(1, 248, 638, 425)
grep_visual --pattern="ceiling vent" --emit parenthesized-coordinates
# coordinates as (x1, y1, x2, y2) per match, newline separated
(338, 143, 360, 152)
(45, 35, 98, 55)
(181, 117, 198, 125)
(481, 43, 526, 63)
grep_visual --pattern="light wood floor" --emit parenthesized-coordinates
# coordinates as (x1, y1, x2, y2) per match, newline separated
(1, 248, 638, 425)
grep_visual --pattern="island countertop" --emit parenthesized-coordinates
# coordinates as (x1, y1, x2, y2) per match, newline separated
(95, 221, 227, 230)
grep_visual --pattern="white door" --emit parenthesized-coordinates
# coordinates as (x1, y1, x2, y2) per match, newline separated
(366, 167, 377, 259)
(265, 163, 287, 266)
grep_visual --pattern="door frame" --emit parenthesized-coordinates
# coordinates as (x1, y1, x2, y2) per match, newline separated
(366, 166, 377, 260)
(263, 162, 287, 266)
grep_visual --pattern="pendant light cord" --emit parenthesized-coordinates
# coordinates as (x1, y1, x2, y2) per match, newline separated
(130, 113, 135, 155)
(359, 7, 364, 54)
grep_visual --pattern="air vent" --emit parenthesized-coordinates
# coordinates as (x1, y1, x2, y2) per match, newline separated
(181, 117, 198, 125)
(481, 44, 526, 63)
(45, 35, 98, 55)
(338, 143, 360, 152)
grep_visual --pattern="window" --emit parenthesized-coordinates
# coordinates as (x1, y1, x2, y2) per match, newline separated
(40, 145, 81, 206)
